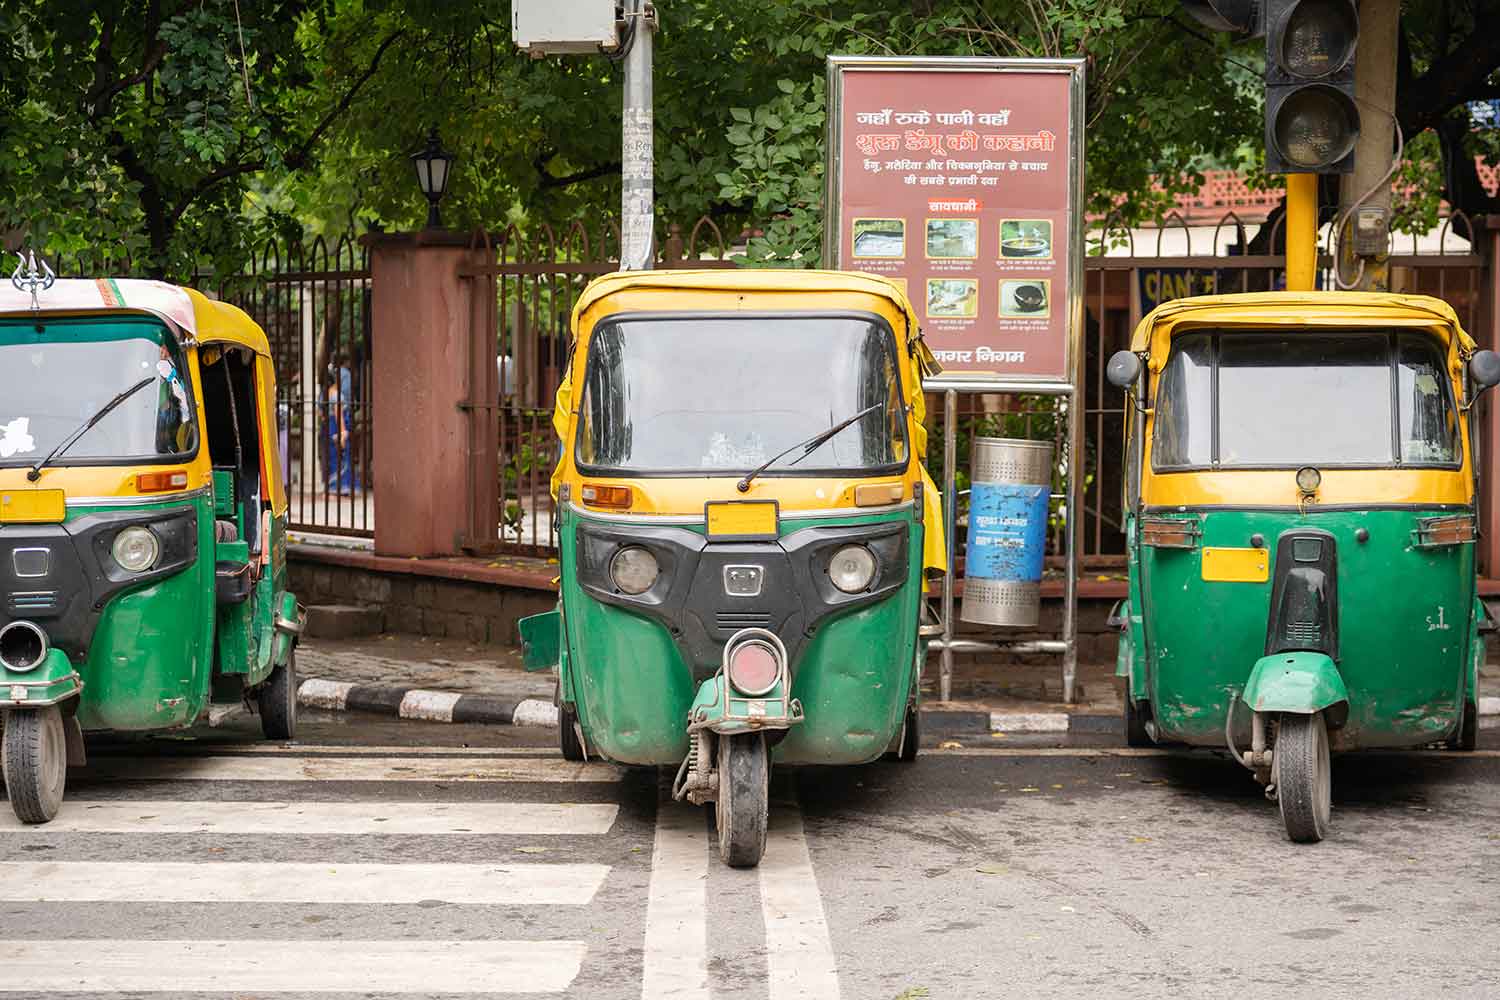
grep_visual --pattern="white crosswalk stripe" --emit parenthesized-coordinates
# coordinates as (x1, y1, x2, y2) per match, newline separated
(0, 799, 619, 835)
(76, 753, 620, 783)
(0, 940, 588, 994)
(0, 860, 610, 905)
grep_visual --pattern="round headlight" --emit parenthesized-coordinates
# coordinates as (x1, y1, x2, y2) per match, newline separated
(1295, 466, 1322, 493)
(727, 639, 781, 696)
(112, 526, 160, 572)
(828, 545, 876, 594)
(609, 546, 659, 595)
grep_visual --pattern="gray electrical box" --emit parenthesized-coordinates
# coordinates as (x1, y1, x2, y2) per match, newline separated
(513, 0, 619, 55)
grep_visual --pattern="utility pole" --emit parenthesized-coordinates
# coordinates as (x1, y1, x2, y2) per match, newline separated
(1337, 0, 1399, 291)
(620, 1, 657, 271)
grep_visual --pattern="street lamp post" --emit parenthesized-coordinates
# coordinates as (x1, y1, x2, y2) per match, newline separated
(410, 129, 455, 230)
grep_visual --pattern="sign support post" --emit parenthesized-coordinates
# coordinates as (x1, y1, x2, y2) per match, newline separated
(826, 55, 1086, 703)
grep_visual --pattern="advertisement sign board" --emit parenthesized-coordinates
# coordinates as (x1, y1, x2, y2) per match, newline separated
(825, 56, 1085, 385)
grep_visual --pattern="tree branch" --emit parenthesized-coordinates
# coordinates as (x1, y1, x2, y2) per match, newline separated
(539, 162, 622, 189)
(284, 27, 407, 170)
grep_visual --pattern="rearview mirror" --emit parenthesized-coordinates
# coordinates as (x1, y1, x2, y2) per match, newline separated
(1106, 351, 1142, 389)
(1470, 350, 1500, 391)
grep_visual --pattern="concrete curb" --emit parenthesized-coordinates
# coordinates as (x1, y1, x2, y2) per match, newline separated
(297, 678, 559, 728)
(297, 676, 1500, 732)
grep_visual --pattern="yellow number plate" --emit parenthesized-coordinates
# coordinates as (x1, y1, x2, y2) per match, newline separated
(705, 500, 778, 540)
(1201, 547, 1269, 583)
(0, 489, 66, 524)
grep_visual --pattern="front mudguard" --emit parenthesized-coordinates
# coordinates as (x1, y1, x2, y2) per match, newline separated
(687, 673, 803, 737)
(1243, 651, 1349, 727)
(0, 649, 83, 708)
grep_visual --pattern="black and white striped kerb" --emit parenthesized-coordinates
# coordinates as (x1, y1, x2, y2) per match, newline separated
(297, 679, 560, 727)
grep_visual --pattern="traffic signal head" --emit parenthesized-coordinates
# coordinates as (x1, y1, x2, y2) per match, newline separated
(1264, 0, 1360, 173)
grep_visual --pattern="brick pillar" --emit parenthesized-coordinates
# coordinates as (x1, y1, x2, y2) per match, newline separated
(365, 231, 497, 557)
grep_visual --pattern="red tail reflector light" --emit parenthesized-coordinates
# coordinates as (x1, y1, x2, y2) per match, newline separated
(1140, 517, 1201, 549)
(1412, 514, 1476, 548)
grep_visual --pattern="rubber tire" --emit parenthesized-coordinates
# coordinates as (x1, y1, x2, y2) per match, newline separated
(2, 705, 67, 824)
(716, 733, 769, 868)
(559, 703, 585, 762)
(1124, 696, 1153, 748)
(1451, 701, 1479, 751)
(1276, 711, 1332, 844)
(258, 650, 298, 741)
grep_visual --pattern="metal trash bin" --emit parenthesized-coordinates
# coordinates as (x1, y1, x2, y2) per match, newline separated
(960, 437, 1053, 627)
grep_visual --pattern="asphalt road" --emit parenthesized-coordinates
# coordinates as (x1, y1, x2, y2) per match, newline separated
(2, 712, 1498, 999)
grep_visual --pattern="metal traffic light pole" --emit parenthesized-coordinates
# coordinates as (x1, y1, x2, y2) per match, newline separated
(620, 0, 657, 271)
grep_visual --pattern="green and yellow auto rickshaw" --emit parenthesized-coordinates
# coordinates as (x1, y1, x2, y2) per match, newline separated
(521, 269, 946, 866)
(0, 263, 303, 823)
(1108, 291, 1499, 842)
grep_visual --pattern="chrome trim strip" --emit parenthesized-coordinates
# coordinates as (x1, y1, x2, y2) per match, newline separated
(64, 486, 211, 509)
(567, 499, 914, 525)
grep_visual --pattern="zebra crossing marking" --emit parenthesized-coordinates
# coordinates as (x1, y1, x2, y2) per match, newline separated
(0, 799, 619, 835)
(0, 940, 587, 993)
(640, 802, 711, 1000)
(760, 806, 842, 1000)
(74, 753, 620, 783)
(0, 861, 610, 905)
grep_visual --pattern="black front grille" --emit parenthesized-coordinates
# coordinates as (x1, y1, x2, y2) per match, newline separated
(7, 591, 58, 615)
(716, 611, 772, 633)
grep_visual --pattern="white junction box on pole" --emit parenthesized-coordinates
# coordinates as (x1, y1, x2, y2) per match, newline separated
(512, 0, 619, 55)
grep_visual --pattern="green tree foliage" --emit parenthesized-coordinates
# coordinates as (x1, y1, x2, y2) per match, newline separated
(4, 1, 1499, 272)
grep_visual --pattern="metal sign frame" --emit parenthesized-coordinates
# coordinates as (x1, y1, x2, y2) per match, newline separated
(824, 55, 1088, 703)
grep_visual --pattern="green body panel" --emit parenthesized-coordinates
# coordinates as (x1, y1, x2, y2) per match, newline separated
(0, 649, 83, 707)
(72, 495, 216, 731)
(519, 610, 562, 672)
(1243, 651, 1348, 714)
(559, 505, 921, 766)
(1131, 507, 1475, 748)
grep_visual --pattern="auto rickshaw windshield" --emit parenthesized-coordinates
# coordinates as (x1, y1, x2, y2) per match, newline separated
(1153, 330, 1460, 469)
(0, 317, 196, 466)
(575, 314, 908, 475)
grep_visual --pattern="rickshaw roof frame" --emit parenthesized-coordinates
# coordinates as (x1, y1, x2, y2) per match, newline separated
(1129, 291, 1475, 359)
(0, 277, 273, 359)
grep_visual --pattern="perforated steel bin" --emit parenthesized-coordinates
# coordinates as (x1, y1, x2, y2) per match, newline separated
(959, 437, 1053, 627)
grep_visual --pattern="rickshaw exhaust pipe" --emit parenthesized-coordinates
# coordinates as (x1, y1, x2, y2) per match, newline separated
(0, 620, 49, 672)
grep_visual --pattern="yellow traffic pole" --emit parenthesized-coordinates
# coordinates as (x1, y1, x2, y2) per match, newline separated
(1285, 173, 1318, 292)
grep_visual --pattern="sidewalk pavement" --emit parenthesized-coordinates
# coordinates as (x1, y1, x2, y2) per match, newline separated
(293, 634, 1500, 734)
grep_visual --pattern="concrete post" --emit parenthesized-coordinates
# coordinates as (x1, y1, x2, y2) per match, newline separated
(365, 231, 496, 557)
(620, 0, 656, 271)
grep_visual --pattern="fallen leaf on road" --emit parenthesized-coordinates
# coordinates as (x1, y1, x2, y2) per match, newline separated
(1130, 836, 1151, 844)
(975, 863, 1009, 876)
(515, 846, 549, 854)
(938, 740, 963, 749)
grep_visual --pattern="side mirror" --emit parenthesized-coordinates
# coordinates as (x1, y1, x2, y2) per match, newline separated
(1470, 350, 1500, 391)
(1106, 350, 1143, 389)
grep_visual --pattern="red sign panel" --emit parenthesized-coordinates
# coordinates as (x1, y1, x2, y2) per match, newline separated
(827, 59, 1083, 383)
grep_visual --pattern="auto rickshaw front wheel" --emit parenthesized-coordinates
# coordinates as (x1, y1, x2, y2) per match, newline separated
(559, 703, 585, 761)
(258, 649, 299, 741)
(716, 732, 769, 867)
(2, 705, 67, 824)
(1275, 711, 1331, 844)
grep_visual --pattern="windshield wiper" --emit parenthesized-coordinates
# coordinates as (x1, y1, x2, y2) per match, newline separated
(27, 375, 156, 482)
(736, 403, 883, 494)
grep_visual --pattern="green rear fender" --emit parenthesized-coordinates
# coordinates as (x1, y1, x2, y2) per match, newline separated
(1243, 651, 1349, 721)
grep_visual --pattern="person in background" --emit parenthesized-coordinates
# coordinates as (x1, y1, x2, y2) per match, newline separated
(323, 377, 354, 493)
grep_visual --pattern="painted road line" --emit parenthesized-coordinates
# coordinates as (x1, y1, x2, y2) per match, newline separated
(77, 754, 620, 783)
(297, 677, 355, 709)
(0, 861, 609, 905)
(0, 940, 586, 994)
(96, 745, 565, 757)
(929, 746, 1500, 759)
(990, 711, 1070, 733)
(398, 689, 463, 722)
(1480, 695, 1500, 716)
(760, 806, 841, 1000)
(641, 801, 710, 1000)
(0, 800, 619, 835)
